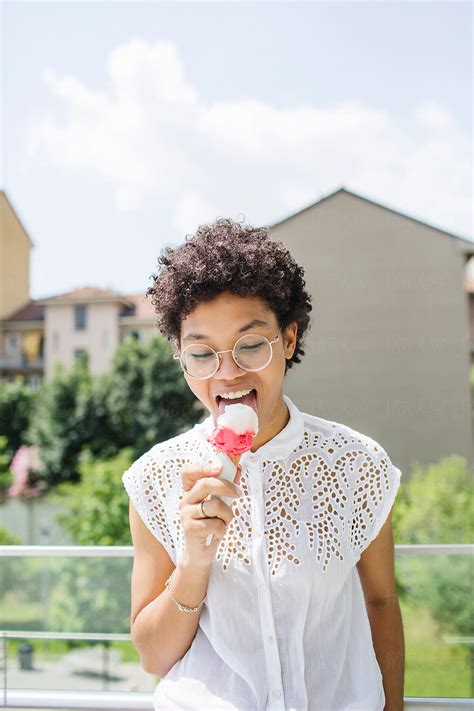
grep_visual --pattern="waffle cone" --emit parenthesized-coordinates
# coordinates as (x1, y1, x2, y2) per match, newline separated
(229, 454, 241, 468)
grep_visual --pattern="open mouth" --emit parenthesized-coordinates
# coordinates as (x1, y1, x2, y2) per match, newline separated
(216, 389, 258, 416)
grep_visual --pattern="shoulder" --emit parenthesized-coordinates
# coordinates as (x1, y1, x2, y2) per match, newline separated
(123, 422, 207, 492)
(299, 409, 383, 449)
(298, 409, 399, 476)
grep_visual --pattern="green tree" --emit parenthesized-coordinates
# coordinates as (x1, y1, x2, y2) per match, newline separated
(27, 352, 96, 487)
(0, 435, 13, 493)
(395, 455, 474, 685)
(0, 381, 37, 459)
(28, 335, 202, 490)
(394, 455, 473, 545)
(50, 448, 134, 546)
(102, 334, 202, 457)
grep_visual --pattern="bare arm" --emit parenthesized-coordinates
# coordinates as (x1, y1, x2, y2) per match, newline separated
(129, 500, 212, 677)
(128, 463, 239, 678)
(356, 506, 405, 711)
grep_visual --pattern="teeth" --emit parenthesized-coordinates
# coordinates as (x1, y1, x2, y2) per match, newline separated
(219, 388, 252, 400)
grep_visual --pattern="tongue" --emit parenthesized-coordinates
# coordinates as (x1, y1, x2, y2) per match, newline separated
(218, 390, 257, 416)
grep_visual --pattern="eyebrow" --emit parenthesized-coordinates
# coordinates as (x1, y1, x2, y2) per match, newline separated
(182, 319, 270, 342)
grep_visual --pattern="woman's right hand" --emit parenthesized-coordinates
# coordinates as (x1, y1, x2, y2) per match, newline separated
(179, 462, 241, 567)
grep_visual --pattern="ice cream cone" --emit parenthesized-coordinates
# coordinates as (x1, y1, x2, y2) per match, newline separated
(204, 403, 258, 547)
(228, 453, 241, 469)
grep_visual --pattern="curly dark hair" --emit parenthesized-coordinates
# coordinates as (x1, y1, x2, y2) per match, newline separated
(146, 217, 313, 373)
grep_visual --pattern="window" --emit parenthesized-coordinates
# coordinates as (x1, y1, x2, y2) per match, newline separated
(52, 332, 60, 352)
(6, 334, 19, 354)
(74, 305, 87, 330)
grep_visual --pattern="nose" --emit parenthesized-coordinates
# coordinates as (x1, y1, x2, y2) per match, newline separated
(213, 349, 245, 379)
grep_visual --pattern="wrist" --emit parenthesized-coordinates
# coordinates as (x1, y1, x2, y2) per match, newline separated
(177, 552, 212, 576)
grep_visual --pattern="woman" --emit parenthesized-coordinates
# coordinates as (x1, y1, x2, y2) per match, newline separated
(123, 218, 405, 710)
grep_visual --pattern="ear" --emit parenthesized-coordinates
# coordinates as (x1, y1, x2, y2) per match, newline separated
(171, 336, 180, 358)
(283, 322, 298, 359)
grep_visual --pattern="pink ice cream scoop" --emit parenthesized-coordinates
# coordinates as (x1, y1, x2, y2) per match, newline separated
(207, 425, 255, 457)
(207, 402, 259, 459)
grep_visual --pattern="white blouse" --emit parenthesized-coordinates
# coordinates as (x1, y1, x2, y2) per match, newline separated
(122, 394, 402, 711)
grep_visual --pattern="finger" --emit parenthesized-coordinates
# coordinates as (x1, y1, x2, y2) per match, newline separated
(187, 477, 240, 505)
(234, 464, 243, 486)
(194, 497, 234, 526)
(180, 461, 222, 492)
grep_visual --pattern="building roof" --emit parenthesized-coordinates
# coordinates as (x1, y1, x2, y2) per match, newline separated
(56, 287, 120, 299)
(1, 290, 156, 324)
(270, 187, 474, 256)
(35, 287, 132, 306)
(3, 300, 44, 322)
(120, 293, 155, 318)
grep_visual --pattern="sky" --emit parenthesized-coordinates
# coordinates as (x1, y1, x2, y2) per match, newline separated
(3, 0, 473, 299)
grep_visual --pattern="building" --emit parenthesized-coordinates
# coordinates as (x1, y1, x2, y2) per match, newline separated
(0, 288, 156, 384)
(270, 187, 474, 474)
(0, 191, 156, 385)
(0, 191, 31, 321)
(0, 192, 45, 386)
(466, 277, 474, 361)
(35, 287, 156, 379)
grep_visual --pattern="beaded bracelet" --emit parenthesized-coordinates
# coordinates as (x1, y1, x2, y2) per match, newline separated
(165, 570, 207, 613)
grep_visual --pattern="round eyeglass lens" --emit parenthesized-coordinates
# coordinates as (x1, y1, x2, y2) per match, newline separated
(181, 344, 218, 378)
(234, 334, 272, 371)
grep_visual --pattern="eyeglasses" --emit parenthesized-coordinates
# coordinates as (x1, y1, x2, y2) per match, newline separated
(173, 331, 281, 380)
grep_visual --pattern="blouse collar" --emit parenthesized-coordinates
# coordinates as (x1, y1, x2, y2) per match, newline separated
(193, 394, 305, 462)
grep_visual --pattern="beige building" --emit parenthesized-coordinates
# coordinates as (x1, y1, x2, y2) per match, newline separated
(466, 276, 474, 360)
(0, 191, 44, 386)
(36, 288, 156, 379)
(0, 191, 32, 321)
(270, 188, 474, 474)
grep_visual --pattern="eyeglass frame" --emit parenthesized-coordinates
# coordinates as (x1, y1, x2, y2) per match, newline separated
(173, 329, 281, 380)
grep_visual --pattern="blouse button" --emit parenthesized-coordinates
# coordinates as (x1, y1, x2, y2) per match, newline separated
(259, 583, 266, 592)
(267, 634, 274, 642)
(272, 690, 281, 699)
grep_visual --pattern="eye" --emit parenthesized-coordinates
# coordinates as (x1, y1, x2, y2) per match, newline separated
(240, 341, 265, 351)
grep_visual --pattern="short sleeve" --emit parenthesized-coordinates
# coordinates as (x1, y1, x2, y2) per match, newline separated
(349, 440, 402, 563)
(122, 453, 178, 565)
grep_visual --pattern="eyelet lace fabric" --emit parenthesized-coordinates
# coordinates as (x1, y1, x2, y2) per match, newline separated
(123, 395, 402, 711)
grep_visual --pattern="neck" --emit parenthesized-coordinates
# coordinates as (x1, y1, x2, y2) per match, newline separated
(250, 395, 290, 452)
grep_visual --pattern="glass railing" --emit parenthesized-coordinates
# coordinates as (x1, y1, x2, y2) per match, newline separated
(0, 544, 472, 709)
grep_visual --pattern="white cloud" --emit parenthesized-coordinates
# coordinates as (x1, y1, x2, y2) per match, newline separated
(415, 101, 453, 130)
(26, 39, 472, 237)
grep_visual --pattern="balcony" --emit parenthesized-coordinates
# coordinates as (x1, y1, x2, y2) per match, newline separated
(0, 544, 472, 709)
(0, 355, 44, 373)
